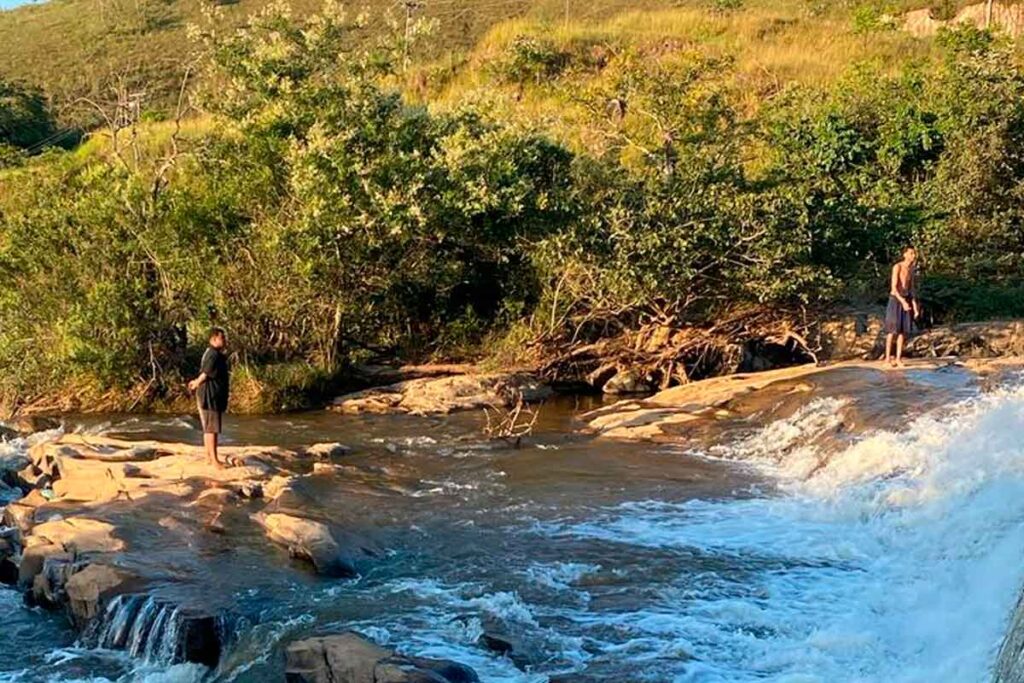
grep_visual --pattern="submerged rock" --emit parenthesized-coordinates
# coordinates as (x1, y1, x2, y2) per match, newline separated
(252, 511, 375, 577)
(330, 373, 551, 415)
(285, 632, 479, 683)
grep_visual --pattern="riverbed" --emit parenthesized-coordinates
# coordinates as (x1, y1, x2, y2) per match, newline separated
(2, 364, 1024, 682)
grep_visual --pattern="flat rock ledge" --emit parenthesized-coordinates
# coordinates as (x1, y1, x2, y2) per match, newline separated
(0, 432, 365, 669)
(581, 357, 1020, 441)
(330, 372, 552, 415)
(285, 631, 479, 683)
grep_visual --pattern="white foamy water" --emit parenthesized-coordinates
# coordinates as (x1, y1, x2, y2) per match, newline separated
(541, 378, 1024, 682)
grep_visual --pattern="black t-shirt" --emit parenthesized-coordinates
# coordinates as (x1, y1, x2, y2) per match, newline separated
(198, 347, 230, 412)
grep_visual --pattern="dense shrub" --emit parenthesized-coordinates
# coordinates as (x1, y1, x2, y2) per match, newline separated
(2, 6, 1024, 409)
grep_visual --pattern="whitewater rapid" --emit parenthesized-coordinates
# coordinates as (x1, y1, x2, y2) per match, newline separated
(3, 374, 1024, 682)
(539, 377, 1024, 681)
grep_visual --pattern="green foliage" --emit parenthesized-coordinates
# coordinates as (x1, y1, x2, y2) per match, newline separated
(0, 2, 574, 407)
(492, 35, 571, 85)
(0, 79, 55, 151)
(3, 1, 1024, 409)
(852, 2, 897, 34)
(936, 23, 999, 56)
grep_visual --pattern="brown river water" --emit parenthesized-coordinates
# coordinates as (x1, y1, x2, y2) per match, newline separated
(2, 365, 1024, 683)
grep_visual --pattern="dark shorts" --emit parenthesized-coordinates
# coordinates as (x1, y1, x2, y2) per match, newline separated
(884, 296, 914, 336)
(197, 401, 223, 435)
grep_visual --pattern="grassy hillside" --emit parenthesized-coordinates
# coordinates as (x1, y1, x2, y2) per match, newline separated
(0, 0, 534, 127)
(0, 0, 980, 128)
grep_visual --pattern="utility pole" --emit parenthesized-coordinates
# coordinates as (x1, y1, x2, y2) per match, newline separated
(985, 0, 994, 29)
(564, 0, 569, 29)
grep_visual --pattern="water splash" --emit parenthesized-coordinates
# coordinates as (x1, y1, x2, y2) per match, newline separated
(541, 378, 1024, 681)
(90, 596, 185, 663)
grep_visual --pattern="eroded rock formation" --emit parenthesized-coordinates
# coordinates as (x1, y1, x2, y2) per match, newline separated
(0, 431, 367, 669)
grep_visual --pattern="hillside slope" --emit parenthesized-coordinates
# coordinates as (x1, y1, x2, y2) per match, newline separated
(0, 0, 700, 127)
(0, 0, 976, 128)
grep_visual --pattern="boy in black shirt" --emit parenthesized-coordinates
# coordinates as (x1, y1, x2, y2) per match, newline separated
(188, 327, 231, 468)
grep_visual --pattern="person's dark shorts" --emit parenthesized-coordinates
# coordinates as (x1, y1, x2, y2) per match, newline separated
(197, 400, 223, 435)
(884, 295, 914, 336)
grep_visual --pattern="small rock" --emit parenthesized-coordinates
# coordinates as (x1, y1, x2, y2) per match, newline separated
(302, 443, 351, 461)
(65, 563, 134, 624)
(285, 632, 478, 683)
(3, 501, 37, 533)
(236, 481, 263, 499)
(263, 475, 294, 501)
(18, 542, 67, 588)
(602, 369, 654, 395)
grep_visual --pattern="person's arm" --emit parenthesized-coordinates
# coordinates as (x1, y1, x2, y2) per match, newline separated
(891, 265, 911, 311)
(188, 350, 215, 392)
(910, 267, 921, 319)
(187, 372, 208, 393)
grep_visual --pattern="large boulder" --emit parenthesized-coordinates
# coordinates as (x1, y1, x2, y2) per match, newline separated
(285, 632, 478, 683)
(252, 511, 375, 577)
(30, 517, 124, 554)
(330, 373, 551, 415)
(64, 563, 135, 625)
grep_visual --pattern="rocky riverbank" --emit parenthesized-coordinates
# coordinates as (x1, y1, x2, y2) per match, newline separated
(0, 430, 480, 679)
(322, 317, 1024, 420)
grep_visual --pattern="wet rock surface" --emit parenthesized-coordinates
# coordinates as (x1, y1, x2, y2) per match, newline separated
(0, 431, 384, 669)
(253, 511, 377, 577)
(285, 632, 479, 683)
(581, 358, 1008, 440)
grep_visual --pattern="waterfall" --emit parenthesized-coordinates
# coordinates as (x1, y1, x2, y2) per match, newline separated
(86, 594, 225, 667)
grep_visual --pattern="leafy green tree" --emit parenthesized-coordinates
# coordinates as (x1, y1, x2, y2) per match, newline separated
(0, 79, 55, 151)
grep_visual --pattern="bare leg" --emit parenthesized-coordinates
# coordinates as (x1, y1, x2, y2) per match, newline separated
(204, 433, 223, 468)
(895, 334, 906, 367)
(884, 333, 895, 365)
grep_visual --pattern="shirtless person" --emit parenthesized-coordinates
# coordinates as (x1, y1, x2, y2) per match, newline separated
(883, 246, 921, 367)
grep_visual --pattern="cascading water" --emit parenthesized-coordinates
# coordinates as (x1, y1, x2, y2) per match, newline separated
(89, 595, 184, 662)
(537, 377, 1024, 681)
(78, 594, 227, 670)
(3, 373, 1024, 682)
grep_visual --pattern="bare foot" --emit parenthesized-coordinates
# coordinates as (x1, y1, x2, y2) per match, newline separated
(895, 360, 906, 368)
(210, 459, 226, 470)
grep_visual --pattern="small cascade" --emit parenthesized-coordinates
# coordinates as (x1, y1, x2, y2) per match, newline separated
(85, 594, 226, 667)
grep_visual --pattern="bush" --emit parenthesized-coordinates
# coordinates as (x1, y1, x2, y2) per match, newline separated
(492, 35, 571, 85)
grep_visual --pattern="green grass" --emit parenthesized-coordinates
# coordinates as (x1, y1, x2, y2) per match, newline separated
(0, 0, 534, 127)
(1, 0, 983, 130)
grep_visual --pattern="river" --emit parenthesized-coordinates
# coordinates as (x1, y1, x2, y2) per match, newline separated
(1, 366, 1023, 682)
